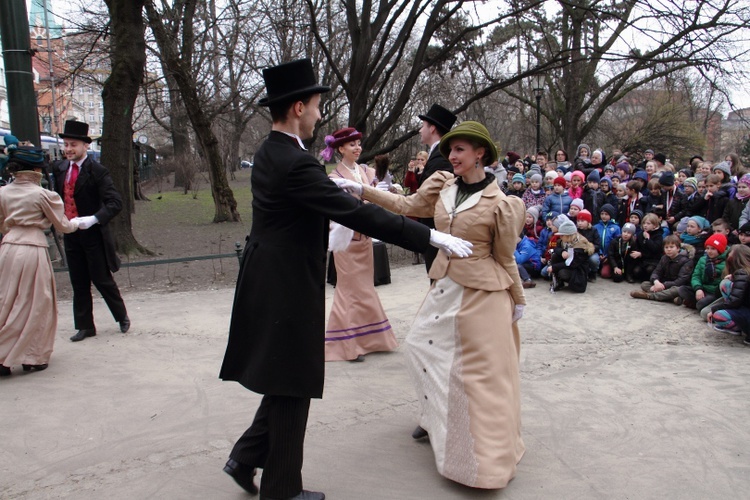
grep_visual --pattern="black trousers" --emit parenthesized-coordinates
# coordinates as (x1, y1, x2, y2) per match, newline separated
(231, 395, 311, 498)
(64, 229, 127, 330)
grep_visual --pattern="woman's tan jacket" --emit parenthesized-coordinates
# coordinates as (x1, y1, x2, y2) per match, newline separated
(362, 171, 526, 306)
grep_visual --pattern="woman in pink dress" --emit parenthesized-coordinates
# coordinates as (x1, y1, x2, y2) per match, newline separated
(321, 128, 398, 362)
(0, 147, 79, 376)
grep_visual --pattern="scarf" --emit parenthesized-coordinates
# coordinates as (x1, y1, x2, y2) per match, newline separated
(455, 172, 494, 208)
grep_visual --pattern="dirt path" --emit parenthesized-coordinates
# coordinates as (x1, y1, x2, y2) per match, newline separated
(2, 265, 749, 499)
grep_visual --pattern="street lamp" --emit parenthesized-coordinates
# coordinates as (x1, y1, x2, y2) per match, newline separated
(532, 74, 544, 155)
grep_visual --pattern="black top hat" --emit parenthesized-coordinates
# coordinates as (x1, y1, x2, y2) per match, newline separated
(418, 104, 457, 135)
(258, 59, 331, 107)
(59, 120, 92, 143)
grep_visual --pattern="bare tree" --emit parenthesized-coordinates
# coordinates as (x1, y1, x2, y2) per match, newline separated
(144, 0, 240, 222)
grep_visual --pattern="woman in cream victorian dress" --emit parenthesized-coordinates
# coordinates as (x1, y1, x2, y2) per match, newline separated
(358, 121, 526, 488)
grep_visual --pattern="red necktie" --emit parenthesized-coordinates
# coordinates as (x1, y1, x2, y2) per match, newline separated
(69, 163, 79, 186)
(64, 163, 80, 219)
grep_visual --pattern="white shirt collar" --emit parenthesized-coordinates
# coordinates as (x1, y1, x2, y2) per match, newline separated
(429, 140, 441, 155)
(280, 131, 307, 150)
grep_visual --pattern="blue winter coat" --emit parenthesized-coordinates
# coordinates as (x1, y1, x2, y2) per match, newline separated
(515, 235, 542, 270)
(593, 219, 622, 257)
(542, 191, 573, 215)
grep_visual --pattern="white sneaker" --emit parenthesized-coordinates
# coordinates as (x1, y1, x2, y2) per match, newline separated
(713, 325, 742, 335)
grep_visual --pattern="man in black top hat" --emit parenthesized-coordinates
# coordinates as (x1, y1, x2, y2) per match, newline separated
(416, 103, 457, 273)
(218, 59, 471, 500)
(51, 120, 129, 342)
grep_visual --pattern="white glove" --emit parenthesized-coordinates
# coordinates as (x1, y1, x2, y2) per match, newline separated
(331, 178, 362, 196)
(376, 181, 390, 191)
(73, 215, 98, 230)
(328, 221, 354, 253)
(512, 304, 525, 323)
(429, 229, 473, 258)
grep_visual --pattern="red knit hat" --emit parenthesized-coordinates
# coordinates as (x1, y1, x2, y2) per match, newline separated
(705, 233, 728, 254)
(553, 176, 567, 187)
(577, 209, 592, 224)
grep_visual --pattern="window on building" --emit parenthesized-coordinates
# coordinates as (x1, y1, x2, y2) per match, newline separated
(88, 87, 93, 94)
(89, 113, 95, 122)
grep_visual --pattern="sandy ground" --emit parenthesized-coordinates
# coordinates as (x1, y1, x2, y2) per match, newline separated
(2, 264, 750, 499)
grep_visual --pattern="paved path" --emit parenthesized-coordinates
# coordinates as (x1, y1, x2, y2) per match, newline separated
(2, 265, 749, 499)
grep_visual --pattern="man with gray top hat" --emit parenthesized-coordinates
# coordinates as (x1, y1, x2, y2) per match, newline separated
(219, 59, 472, 500)
(416, 103, 457, 273)
(51, 120, 129, 342)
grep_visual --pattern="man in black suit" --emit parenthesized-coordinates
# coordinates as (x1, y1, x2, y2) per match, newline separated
(52, 120, 129, 342)
(416, 103, 457, 273)
(219, 60, 471, 500)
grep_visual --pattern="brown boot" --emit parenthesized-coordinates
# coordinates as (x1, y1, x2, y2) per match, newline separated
(630, 290, 650, 299)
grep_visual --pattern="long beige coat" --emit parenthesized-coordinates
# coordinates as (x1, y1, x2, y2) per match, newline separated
(0, 171, 78, 367)
(362, 171, 526, 488)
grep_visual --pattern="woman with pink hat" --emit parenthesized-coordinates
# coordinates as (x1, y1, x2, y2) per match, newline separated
(322, 128, 398, 362)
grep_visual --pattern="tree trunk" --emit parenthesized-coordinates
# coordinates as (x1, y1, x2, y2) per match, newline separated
(145, 0, 240, 222)
(102, 0, 149, 254)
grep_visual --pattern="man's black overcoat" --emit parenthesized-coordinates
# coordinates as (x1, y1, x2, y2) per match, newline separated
(219, 132, 431, 399)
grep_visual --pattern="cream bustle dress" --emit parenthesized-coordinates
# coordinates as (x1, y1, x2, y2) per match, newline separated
(0, 171, 79, 367)
(361, 171, 526, 488)
(325, 163, 398, 361)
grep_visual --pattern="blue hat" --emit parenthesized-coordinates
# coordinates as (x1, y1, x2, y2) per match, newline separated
(545, 210, 560, 221)
(689, 215, 710, 230)
(630, 209, 644, 221)
(512, 173, 526, 184)
(599, 177, 612, 189)
(634, 171, 649, 181)
(587, 170, 601, 182)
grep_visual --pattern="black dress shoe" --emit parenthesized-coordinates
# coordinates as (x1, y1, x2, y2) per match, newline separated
(0, 365, 11, 376)
(223, 458, 258, 495)
(349, 354, 365, 362)
(119, 317, 131, 333)
(70, 329, 96, 342)
(261, 491, 325, 500)
(22, 364, 48, 372)
(412, 425, 428, 439)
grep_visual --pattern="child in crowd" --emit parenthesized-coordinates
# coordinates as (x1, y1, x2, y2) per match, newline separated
(611, 174, 622, 190)
(569, 170, 585, 199)
(619, 180, 644, 226)
(544, 170, 558, 187)
(567, 198, 584, 224)
(547, 219, 595, 293)
(712, 218, 739, 245)
(739, 222, 750, 247)
(506, 173, 526, 198)
(524, 206, 544, 242)
(630, 235, 694, 302)
(675, 177, 706, 221)
(629, 209, 644, 236)
(537, 210, 559, 270)
(594, 204, 622, 279)
(680, 215, 710, 262)
(615, 162, 630, 183)
(540, 214, 570, 279)
(608, 222, 639, 283)
(677, 232, 729, 309)
(642, 178, 665, 214)
(728, 173, 750, 230)
(599, 177, 619, 211)
(704, 173, 730, 223)
(515, 234, 541, 288)
(712, 161, 737, 198)
(633, 171, 650, 195)
(697, 178, 708, 198)
(631, 213, 664, 281)
(677, 168, 691, 190)
(576, 209, 601, 282)
(522, 173, 546, 209)
(706, 244, 750, 344)
(583, 170, 605, 224)
(542, 176, 573, 215)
